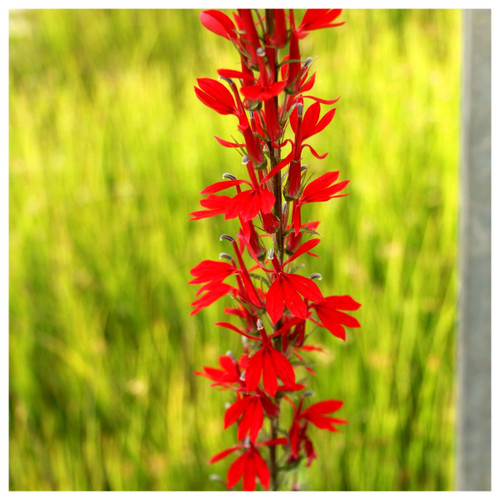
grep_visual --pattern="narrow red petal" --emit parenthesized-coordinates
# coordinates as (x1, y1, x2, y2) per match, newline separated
(245, 349, 264, 392)
(266, 278, 284, 325)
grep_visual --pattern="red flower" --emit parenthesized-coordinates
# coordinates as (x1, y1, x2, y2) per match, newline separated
(189, 259, 236, 291)
(200, 10, 238, 42)
(245, 322, 296, 397)
(195, 353, 247, 389)
(298, 9, 344, 36)
(190, 282, 236, 315)
(265, 239, 324, 323)
(194, 78, 238, 116)
(209, 438, 287, 491)
(224, 391, 279, 442)
(310, 295, 361, 340)
(292, 171, 349, 234)
(189, 194, 230, 220)
(288, 398, 347, 466)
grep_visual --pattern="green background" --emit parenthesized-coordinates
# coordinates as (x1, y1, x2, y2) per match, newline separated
(9, 9, 460, 491)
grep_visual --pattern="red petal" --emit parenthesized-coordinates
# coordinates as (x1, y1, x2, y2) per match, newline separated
(301, 102, 321, 138)
(286, 273, 323, 302)
(262, 348, 278, 397)
(310, 107, 336, 138)
(209, 444, 243, 464)
(303, 399, 343, 417)
(270, 347, 295, 386)
(243, 454, 256, 491)
(215, 136, 245, 148)
(323, 295, 361, 311)
(266, 278, 284, 325)
(245, 349, 264, 392)
(283, 238, 321, 266)
(197, 78, 236, 111)
(281, 277, 308, 319)
(225, 397, 252, 429)
(200, 10, 237, 40)
(201, 179, 249, 194)
(227, 453, 247, 488)
(302, 171, 340, 199)
(254, 450, 270, 490)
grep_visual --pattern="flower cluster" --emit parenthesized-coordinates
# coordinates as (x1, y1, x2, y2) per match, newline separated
(190, 9, 360, 491)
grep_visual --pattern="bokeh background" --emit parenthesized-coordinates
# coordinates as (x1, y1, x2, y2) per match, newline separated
(9, 9, 460, 491)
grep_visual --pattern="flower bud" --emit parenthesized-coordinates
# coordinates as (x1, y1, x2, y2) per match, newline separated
(226, 350, 237, 363)
(218, 76, 234, 86)
(303, 57, 313, 69)
(297, 102, 303, 119)
(309, 273, 322, 281)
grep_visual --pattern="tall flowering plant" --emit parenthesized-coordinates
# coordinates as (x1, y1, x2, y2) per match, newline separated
(190, 9, 360, 491)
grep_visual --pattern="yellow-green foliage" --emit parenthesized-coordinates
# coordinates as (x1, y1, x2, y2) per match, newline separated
(9, 9, 460, 490)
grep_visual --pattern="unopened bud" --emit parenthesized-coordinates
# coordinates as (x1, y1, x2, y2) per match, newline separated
(241, 155, 249, 165)
(256, 48, 266, 57)
(220, 234, 234, 242)
(268, 248, 275, 260)
(219, 252, 233, 261)
(256, 319, 263, 330)
(226, 350, 237, 363)
(222, 172, 237, 181)
(297, 102, 303, 118)
(219, 76, 234, 86)
(309, 273, 322, 281)
(303, 57, 313, 68)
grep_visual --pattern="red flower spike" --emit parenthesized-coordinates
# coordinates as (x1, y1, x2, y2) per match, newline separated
(192, 9, 360, 490)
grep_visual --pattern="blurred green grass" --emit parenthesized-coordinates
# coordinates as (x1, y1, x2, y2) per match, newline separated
(9, 9, 460, 491)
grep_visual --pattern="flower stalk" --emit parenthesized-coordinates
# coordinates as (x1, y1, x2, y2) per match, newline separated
(191, 9, 360, 491)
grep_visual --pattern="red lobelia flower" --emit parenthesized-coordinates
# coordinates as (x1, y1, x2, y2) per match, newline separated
(288, 397, 347, 465)
(245, 321, 296, 397)
(224, 391, 279, 442)
(209, 438, 287, 491)
(292, 171, 350, 235)
(195, 353, 248, 389)
(310, 295, 361, 340)
(265, 239, 324, 323)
